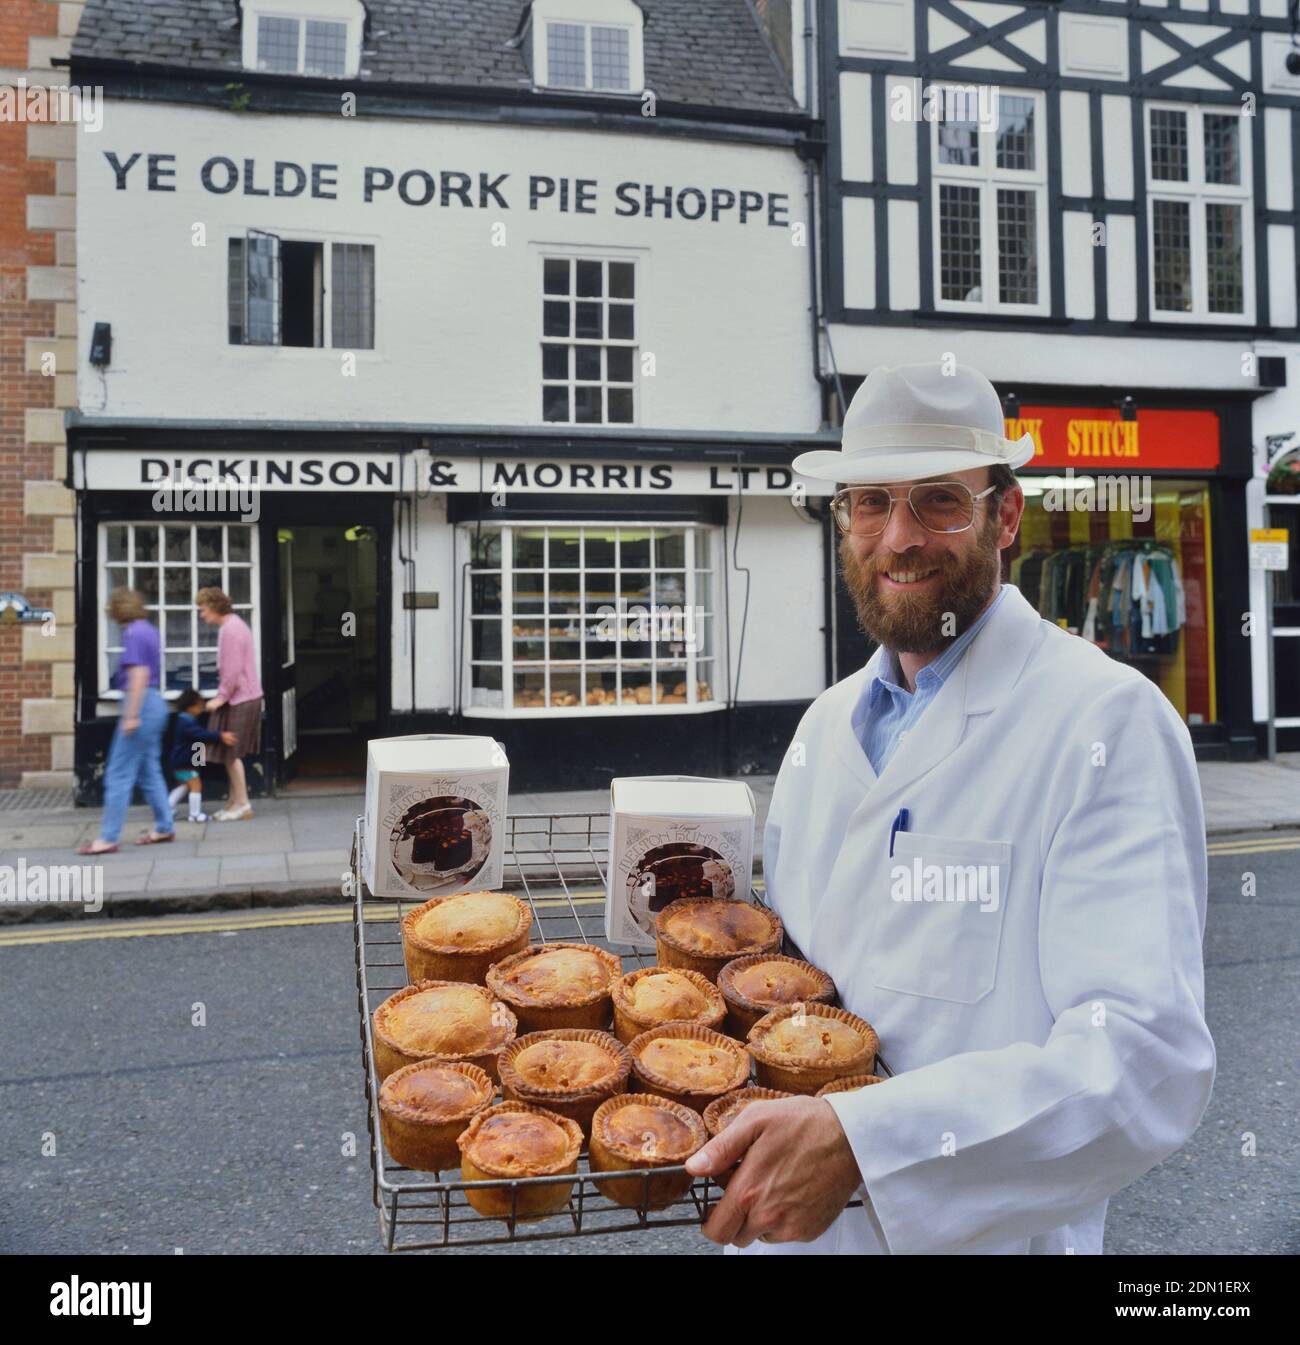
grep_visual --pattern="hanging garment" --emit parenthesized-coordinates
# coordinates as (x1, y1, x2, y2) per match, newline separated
(1110, 555, 1132, 655)
(1133, 555, 1151, 642)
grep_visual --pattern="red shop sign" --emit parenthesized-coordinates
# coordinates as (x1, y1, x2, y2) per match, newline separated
(1004, 406, 1220, 470)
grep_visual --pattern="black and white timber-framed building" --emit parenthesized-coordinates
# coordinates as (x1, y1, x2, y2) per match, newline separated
(819, 0, 1300, 755)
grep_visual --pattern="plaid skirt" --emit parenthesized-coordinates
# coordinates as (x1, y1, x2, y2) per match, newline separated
(207, 697, 262, 763)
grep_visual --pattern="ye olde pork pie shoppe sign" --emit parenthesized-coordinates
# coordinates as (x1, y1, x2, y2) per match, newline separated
(100, 150, 795, 228)
(76, 450, 822, 496)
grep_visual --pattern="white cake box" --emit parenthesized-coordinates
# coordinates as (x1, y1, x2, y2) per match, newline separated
(362, 734, 509, 898)
(605, 775, 756, 951)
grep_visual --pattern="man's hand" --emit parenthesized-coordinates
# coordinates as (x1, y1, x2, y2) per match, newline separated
(685, 1096, 862, 1247)
(121, 716, 140, 736)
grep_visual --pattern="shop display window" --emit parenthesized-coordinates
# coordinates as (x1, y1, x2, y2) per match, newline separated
(100, 522, 258, 697)
(1009, 478, 1216, 724)
(464, 523, 717, 712)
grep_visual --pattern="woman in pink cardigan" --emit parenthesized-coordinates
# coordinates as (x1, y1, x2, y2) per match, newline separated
(196, 586, 264, 822)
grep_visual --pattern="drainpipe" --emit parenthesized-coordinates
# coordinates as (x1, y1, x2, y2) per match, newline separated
(801, 0, 824, 422)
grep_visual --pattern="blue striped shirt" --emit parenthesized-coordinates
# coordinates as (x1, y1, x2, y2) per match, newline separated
(853, 585, 1007, 774)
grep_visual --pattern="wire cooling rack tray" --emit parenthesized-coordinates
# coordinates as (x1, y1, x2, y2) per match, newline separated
(350, 811, 889, 1252)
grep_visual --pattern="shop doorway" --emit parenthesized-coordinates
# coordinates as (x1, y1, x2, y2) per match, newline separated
(275, 521, 380, 787)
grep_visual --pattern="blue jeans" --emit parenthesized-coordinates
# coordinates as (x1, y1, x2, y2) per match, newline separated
(100, 688, 174, 843)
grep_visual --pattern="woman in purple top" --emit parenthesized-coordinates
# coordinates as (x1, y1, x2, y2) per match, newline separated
(78, 588, 175, 854)
(196, 585, 264, 822)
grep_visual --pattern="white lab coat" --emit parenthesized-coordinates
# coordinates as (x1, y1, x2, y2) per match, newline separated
(735, 583, 1215, 1255)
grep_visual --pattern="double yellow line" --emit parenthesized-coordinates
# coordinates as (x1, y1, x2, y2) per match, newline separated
(0, 890, 614, 947)
(1206, 835, 1300, 857)
(0, 840, 1292, 949)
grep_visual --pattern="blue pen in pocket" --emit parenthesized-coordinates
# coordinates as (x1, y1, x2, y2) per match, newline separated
(889, 807, 910, 858)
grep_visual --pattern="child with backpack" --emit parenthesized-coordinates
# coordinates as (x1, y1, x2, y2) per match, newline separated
(168, 689, 236, 824)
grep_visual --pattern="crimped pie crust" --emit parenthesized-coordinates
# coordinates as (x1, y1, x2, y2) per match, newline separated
(456, 1100, 583, 1178)
(372, 979, 517, 1066)
(718, 954, 836, 1017)
(701, 1086, 795, 1138)
(746, 1002, 879, 1093)
(378, 1057, 496, 1174)
(403, 890, 532, 953)
(655, 898, 783, 974)
(611, 966, 726, 1039)
(815, 1073, 886, 1097)
(498, 1028, 631, 1102)
(591, 1092, 707, 1165)
(486, 942, 623, 1009)
(379, 1058, 494, 1123)
(628, 1022, 752, 1103)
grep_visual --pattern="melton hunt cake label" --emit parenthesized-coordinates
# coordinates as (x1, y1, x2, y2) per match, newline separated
(383, 776, 503, 894)
(619, 823, 749, 938)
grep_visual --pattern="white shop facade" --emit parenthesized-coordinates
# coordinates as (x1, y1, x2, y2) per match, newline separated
(66, 83, 835, 796)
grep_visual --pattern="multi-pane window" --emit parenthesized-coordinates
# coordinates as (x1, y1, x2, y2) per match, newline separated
(256, 14, 349, 76)
(544, 20, 631, 90)
(1152, 199, 1192, 312)
(933, 87, 1046, 312)
(590, 26, 630, 89)
(465, 525, 718, 712)
(1146, 104, 1251, 320)
(541, 257, 635, 424)
(331, 242, 375, 348)
(303, 19, 348, 74)
(939, 185, 981, 303)
(228, 235, 375, 349)
(547, 23, 587, 86)
(100, 523, 257, 696)
(257, 16, 300, 72)
(1149, 108, 1188, 182)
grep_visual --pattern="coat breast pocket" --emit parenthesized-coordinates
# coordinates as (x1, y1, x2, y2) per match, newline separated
(870, 832, 1013, 1005)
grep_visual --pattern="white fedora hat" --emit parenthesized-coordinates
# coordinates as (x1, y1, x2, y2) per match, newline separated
(793, 361, 1036, 485)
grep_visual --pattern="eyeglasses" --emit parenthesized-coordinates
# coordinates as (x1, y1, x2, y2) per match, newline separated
(830, 481, 998, 537)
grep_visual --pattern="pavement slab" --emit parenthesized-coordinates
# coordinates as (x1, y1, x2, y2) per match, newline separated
(218, 854, 290, 885)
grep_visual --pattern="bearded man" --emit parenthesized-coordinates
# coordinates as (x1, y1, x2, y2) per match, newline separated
(685, 361, 1215, 1256)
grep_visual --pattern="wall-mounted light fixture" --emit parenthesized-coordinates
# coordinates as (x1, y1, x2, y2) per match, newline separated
(89, 322, 112, 367)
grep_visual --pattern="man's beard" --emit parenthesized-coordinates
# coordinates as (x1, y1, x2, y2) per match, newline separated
(839, 510, 1004, 655)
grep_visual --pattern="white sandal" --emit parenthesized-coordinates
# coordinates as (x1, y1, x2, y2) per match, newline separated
(215, 803, 254, 822)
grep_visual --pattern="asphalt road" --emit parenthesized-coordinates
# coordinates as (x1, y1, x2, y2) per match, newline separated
(1, 835, 1296, 1256)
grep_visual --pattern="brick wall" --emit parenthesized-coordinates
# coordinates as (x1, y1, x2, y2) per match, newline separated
(0, 0, 81, 788)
